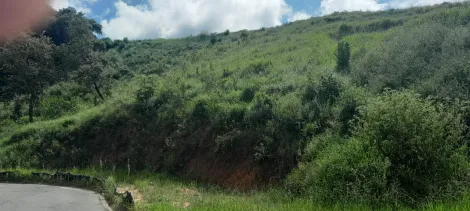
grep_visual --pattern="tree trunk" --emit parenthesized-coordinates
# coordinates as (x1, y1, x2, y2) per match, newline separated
(12, 98, 21, 122)
(28, 93, 35, 122)
(93, 81, 105, 101)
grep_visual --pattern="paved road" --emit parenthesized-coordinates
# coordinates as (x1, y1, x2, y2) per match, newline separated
(0, 184, 111, 211)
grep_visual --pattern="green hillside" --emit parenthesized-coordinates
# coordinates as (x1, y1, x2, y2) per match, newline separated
(3, 2, 470, 209)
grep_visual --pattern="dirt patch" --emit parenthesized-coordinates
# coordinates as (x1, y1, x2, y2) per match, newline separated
(187, 156, 261, 190)
(116, 186, 144, 203)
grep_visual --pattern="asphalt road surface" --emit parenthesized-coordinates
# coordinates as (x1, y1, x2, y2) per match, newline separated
(0, 183, 111, 211)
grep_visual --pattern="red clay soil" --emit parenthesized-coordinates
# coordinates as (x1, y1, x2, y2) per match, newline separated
(89, 123, 264, 190)
(186, 155, 261, 190)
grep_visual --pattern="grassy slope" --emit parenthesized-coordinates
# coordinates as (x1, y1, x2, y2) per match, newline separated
(0, 9, 395, 147)
(3, 2, 470, 210)
(1, 1, 446, 146)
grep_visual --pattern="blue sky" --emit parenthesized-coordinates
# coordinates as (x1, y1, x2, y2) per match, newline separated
(287, 0, 321, 16)
(49, 0, 466, 39)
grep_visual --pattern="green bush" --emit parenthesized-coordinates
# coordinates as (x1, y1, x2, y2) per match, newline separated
(240, 88, 256, 102)
(135, 85, 154, 104)
(301, 132, 346, 163)
(351, 23, 447, 91)
(288, 91, 469, 206)
(132, 85, 156, 119)
(245, 60, 272, 75)
(39, 96, 76, 119)
(247, 94, 274, 126)
(302, 76, 341, 106)
(300, 76, 342, 135)
(338, 24, 355, 37)
(287, 138, 391, 204)
(339, 100, 359, 136)
(210, 35, 218, 45)
(355, 91, 468, 203)
(240, 30, 249, 41)
(335, 41, 351, 73)
(359, 19, 404, 33)
(192, 101, 210, 121)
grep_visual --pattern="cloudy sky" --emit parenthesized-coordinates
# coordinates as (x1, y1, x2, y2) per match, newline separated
(49, 0, 468, 40)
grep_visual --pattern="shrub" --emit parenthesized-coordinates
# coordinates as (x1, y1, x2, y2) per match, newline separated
(39, 96, 76, 119)
(198, 32, 209, 40)
(245, 60, 272, 75)
(335, 41, 351, 73)
(316, 76, 341, 105)
(324, 16, 343, 23)
(240, 88, 255, 102)
(135, 85, 154, 104)
(301, 132, 346, 163)
(351, 23, 447, 92)
(302, 75, 341, 110)
(222, 69, 231, 78)
(101, 37, 114, 49)
(132, 85, 160, 122)
(192, 101, 210, 121)
(226, 106, 246, 127)
(210, 35, 218, 45)
(418, 27, 470, 99)
(287, 138, 391, 204)
(338, 24, 355, 37)
(339, 100, 359, 136)
(288, 91, 469, 206)
(301, 76, 342, 134)
(301, 85, 317, 103)
(240, 30, 249, 42)
(355, 91, 468, 203)
(361, 19, 404, 32)
(247, 94, 273, 126)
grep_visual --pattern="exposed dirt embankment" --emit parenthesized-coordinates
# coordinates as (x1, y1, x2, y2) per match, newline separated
(89, 124, 265, 190)
(187, 155, 261, 190)
(4, 106, 294, 190)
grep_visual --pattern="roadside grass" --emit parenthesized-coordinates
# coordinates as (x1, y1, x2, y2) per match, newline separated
(2, 168, 470, 211)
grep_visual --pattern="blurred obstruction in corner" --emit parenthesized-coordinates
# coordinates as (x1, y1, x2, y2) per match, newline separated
(0, 0, 54, 43)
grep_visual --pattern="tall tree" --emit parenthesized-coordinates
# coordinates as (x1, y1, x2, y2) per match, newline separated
(46, 7, 109, 100)
(73, 52, 107, 101)
(44, 7, 101, 46)
(45, 8, 103, 78)
(0, 36, 56, 122)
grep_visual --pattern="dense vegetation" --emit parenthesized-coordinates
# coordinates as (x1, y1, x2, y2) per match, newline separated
(3, 2, 470, 209)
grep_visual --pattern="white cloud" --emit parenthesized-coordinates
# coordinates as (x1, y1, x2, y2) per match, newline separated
(101, 0, 292, 40)
(49, 0, 98, 14)
(101, 0, 469, 39)
(288, 11, 311, 22)
(320, 0, 385, 15)
(320, 0, 468, 15)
